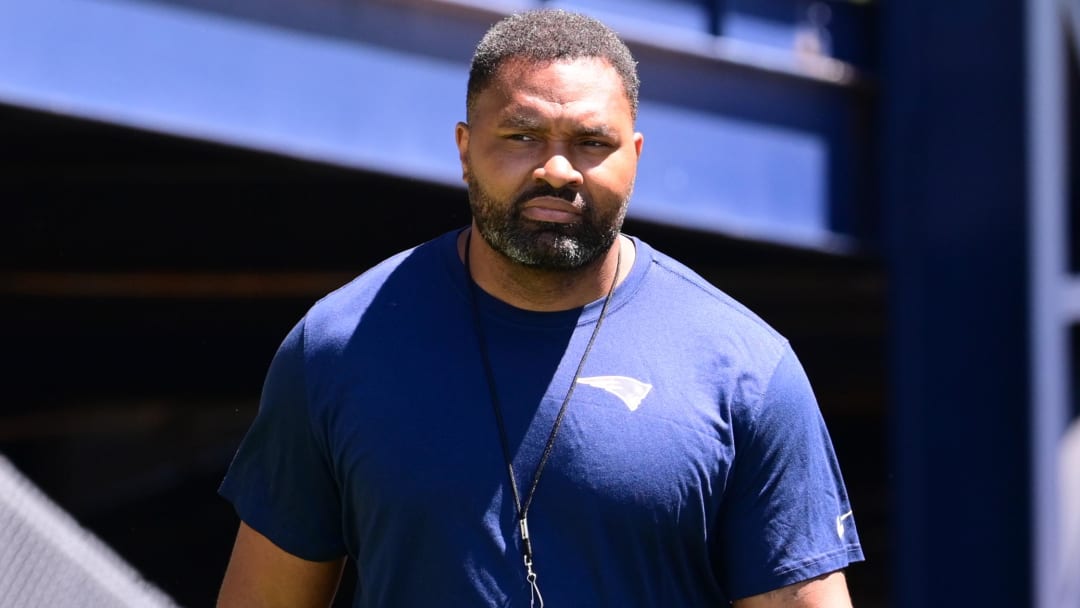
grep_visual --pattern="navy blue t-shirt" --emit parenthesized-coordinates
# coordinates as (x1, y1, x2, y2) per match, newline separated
(220, 229, 864, 606)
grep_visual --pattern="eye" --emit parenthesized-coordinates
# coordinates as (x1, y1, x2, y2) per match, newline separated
(579, 139, 613, 149)
(506, 133, 537, 142)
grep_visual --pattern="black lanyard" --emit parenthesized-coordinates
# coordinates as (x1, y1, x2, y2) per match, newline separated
(464, 230, 621, 608)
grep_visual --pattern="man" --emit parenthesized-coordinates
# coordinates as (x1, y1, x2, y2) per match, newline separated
(218, 9, 863, 607)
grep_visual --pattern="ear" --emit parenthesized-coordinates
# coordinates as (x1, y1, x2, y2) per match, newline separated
(633, 132, 644, 160)
(455, 122, 470, 183)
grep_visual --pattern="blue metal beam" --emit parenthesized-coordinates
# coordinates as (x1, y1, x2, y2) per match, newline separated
(0, 0, 871, 251)
(884, 1, 1033, 605)
(0, 0, 467, 185)
(1029, 1, 1071, 606)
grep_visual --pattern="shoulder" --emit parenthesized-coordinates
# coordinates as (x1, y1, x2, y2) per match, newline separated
(632, 238, 789, 358)
(302, 230, 460, 353)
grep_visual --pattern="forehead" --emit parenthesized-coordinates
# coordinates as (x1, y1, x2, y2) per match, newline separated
(476, 57, 633, 124)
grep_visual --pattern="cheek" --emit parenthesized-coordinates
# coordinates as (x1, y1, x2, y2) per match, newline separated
(473, 154, 536, 193)
(587, 154, 638, 196)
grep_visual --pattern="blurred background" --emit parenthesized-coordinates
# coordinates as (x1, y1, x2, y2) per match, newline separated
(1, 0, 1076, 606)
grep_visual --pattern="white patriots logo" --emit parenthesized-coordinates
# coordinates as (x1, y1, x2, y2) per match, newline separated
(576, 376, 653, 411)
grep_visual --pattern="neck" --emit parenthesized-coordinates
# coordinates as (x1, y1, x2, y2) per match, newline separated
(459, 225, 632, 312)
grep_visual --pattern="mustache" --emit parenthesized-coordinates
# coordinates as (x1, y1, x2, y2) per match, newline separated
(512, 184, 580, 208)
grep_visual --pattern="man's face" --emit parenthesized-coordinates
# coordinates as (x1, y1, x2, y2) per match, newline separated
(456, 57, 644, 270)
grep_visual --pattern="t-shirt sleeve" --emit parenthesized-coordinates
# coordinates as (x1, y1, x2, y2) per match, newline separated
(218, 318, 346, 561)
(717, 345, 864, 600)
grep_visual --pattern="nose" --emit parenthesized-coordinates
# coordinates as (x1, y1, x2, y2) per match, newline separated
(533, 154, 583, 189)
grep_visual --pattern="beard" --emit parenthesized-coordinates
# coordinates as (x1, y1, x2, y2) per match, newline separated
(467, 176, 629, 270)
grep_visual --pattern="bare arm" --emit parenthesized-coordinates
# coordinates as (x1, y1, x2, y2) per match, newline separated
(733, 571, 853, 608)
(218, 521, 346, 608)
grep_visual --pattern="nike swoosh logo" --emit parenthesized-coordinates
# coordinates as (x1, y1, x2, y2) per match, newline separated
(836, 510, 854, 538)
(576, 376, 652, 411)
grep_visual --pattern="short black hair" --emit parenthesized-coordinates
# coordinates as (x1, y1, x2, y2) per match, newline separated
(466, 9, 640, 121)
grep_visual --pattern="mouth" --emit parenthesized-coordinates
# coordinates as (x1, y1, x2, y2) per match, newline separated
(520, 196, 583, 224)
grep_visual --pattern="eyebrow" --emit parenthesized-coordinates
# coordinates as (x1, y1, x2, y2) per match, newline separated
(496, 114, 617, 138)
(496, 114, 544, 131)
(576, 125, 617, 139)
